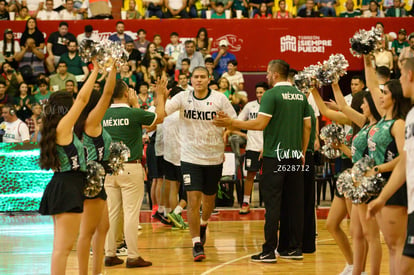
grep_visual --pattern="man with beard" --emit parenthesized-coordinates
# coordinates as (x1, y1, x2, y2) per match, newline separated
(398, 33, 414, 69)
(59, 40, 89, 83)
(109, 21, 134, 46)
(46, 21, 76, 73)
(214, 59, 311, 262)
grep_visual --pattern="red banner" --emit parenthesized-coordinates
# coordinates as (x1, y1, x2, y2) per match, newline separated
(0, 18, 412, 71)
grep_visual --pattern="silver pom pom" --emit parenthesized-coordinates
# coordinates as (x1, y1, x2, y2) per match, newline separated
(349, 27, 383, 58)
(360, 174, 386, 197)
(79, 39, 128, 71)
(84, 160, 105, 198)
(351, 155, 375, 183)
(108, 142, 131, 175)
(336, 168, 353, 196)
(319, 124, 346, 159)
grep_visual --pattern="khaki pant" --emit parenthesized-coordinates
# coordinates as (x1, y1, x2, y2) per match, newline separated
(105, 163, 145, 258)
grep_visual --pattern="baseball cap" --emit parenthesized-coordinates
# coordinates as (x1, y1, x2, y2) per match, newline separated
(409, 32, 414, 40)
(5, 29, 12, 34)
(398, 28, 407, 35)
(219, 40, 229, 47)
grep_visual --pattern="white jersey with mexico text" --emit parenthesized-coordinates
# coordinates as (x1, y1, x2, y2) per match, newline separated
(307, 93, 320, 117)
(165, 90, 237, 165)
(405, 108, 414, 214)
(237, 100, 263, 152)
(163, 110, 181, 166)
(1, 119, 30, 143)
(155, 123, 164, 156)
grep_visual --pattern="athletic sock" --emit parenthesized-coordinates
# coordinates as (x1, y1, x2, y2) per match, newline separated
(192, 237, 201, 246)
(158, 205, 165, 214)
(243, 195, 250, 204)
(164, 208, 171, 217)
(174, 205, 183, 215)
(200, 219, 208, 226)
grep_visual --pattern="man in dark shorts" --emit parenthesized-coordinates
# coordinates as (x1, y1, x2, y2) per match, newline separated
(165, 67, 237, 261)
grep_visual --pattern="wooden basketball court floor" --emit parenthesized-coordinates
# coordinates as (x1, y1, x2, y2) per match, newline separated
(0, 208, 391, 275)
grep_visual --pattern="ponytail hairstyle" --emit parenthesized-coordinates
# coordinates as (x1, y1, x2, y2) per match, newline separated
(39, 91, 74, 170)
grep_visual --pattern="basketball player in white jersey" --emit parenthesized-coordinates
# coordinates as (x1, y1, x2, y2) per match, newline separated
(164, 66, 237, 261)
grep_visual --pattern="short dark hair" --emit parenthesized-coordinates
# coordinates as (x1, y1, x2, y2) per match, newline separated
(0, 80, 6, 86)
(268, 59, 290, 79)
(192, 66, 209, 77)
(182, 58, 190, 65)
(58, 61, 67, 67)
(170, 32, 179, 37)
(59, 21, 68, 28)
(351, 74, 366, 86)
(137, 28, 146, 35)
(205, 57, 214, 64)
(84, 25, 93, 33)
(38, 79, 48, 86)
(227, 60, 238, 66)
(113, 79, 129, 99)
(65, 79, 74, 85)
(184, 40, 195, 46)
(139, 82, 149, 89)
(255, 81, 269, 90)
(216, 2, 224, 7)
(376, 66, 391, 79)
(116, 21, 124, 26)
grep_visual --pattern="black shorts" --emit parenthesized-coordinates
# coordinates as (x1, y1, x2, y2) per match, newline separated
(403, 212, 414, 258)
(385, 182, 408, 207)
(156, 155, 165, 178)
(244, 150, 262, 172)
(164, 159, 183, 182)
(146, 142, 158, 180)
(181, 161, 223, 195)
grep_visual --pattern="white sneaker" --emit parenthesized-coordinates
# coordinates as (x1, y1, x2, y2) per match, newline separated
(339, 264, 353, 275)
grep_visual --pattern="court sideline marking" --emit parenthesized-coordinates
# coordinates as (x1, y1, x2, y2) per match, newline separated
(200, 238, 335, 275)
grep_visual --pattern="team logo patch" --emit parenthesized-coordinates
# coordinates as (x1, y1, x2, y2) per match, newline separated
(246, 159, 251, 168)
(183, 174, 191, 186)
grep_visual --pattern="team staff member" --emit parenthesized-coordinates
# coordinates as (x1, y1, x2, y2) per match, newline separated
(368, 57, 414, 274)
(103, 78, 167, 268)
(214, 59, 311, 263)
(164, 66, 237, 261)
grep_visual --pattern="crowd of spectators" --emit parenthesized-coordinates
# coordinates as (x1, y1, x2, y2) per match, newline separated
(0, 1, 414, 143)
(1, 0, 414, 20)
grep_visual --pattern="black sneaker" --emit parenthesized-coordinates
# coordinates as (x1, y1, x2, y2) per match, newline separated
(193, 242, 206, 262)
(279, 249, 303, 260)
(251, 251, 277, 263)
(116, 241, 128, 256)
(200, 224, 207, 245)
(153, 212, 172, 225)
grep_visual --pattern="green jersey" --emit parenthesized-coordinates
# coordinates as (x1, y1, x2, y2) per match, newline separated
(103, 103, 156, 161)
(351, 123, 372, 163)
(56, 134, 86, 172)
(367, 118, 398, 166)
(83, 128, 112, 162)
(259, 82, 311, 159)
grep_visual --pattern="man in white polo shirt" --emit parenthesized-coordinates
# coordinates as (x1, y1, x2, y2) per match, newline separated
(1, 105, 30, 143)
